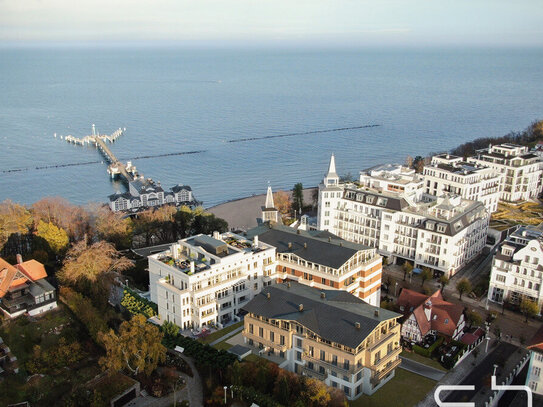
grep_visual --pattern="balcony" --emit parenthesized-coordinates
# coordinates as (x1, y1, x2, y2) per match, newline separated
(374, 347, 401, 368)
(302, 365, 327, 381)
(371, 358, 401, 384)
(243, 330, 288, 352)
(367, 329, 399, 352)
(302, 353, 359, 375)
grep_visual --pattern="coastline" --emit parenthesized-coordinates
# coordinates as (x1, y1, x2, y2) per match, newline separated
(207, 187, 317, 231)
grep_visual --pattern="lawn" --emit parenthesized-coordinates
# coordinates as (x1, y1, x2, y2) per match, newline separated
(0, 303, 104, 407)
(490, 202, 543, 231)
(198, 321, 243, 344)
(213, 340, 233, 351)
(400, 351, 447, 372)
(350, 368, 436, 407)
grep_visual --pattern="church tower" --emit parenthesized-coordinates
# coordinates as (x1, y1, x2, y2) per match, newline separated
(317, 154, 343, 231)
(261, 185, 279, 224)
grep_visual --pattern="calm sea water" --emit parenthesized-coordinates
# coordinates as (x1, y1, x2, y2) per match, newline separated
(1, 47, 542, 207)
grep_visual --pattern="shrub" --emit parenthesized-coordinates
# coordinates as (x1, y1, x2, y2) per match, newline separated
(121, 288, 157, 318)
(60, 286, 108, 342)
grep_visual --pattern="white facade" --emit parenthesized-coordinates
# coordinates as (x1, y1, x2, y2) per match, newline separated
(317, 156, 489, 277)
(109, 180, 196, 212)
(423, 154, 502, 213)
(526, 350, 543, 395)
(468, 143, 543, 203)
(149, 232, 276, 329)
(488, 226, 543, 306)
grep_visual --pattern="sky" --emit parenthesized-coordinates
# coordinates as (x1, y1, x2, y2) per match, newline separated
(1, 0, 542, 47)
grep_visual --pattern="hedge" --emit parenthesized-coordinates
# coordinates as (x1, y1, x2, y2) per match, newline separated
(413, 336, 444, 358)
(120, 288, 157, 318)
(163, 334, 238, 370)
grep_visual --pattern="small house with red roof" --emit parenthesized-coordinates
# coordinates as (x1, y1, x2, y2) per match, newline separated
(397, 288, 465, 343)
(0, 255, 57, 318)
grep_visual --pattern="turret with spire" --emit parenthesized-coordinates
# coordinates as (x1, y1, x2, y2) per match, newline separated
(323, 153, 340, 186)
(261, 184, 279, 224)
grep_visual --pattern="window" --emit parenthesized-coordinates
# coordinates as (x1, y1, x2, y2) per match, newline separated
(296, 351, 302, 361)
(309, 346, 314, 357)
(530, 381, 538, 392)
(320, 350, 326, 361)
(319, 366, 325, 375)
(344, 386, 350, 396)
(280, 335, 285, 345)
(296, 338, 302, 348)
(343, 375, 349, 382)
(356, 371, 362, 381)
(343, 360, 350, 370)
(374, 351, 381, 364)
(259, 327, 263, 337)
(332, 355, 338, 366)
(270, 331, 275, 342)
(533, 367, 541, 377)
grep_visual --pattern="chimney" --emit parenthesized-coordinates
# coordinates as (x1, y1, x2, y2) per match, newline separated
(287, 282, 291, 288)
(16, 254, 23, 264)
(190, 261, 195, 274)
(304, 242, 307, 249)
(288, 242, 292, 249)
(253, 235, 259, 248)
(320, 292, 326, 299)
(355, 322, 361, 330)
(213, 231, 220, 240)
(374, 309, 379, 317)
(266, 292, 271, 300)
(299, 303, 304, 312)
(328, 237, 331, 242)
(339, 242, 343, 247)
(297, 230, 301, 235)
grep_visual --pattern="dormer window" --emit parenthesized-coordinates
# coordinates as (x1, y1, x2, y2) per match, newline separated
(426, 222, 435, 231)
(437, 224, 446, 233)
(444, 318, 449, 324)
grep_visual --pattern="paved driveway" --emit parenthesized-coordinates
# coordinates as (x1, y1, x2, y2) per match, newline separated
(399, 356, 446, 381)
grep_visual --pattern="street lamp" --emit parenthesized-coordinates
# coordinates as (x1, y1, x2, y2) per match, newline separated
(493, 363, 498, 376)
(395, 282, 398, 297)
(125, 279, 129, 288)
(224, 386, 227, 404)
(230, 385, 234, 399)
(485, 336, 491, 353)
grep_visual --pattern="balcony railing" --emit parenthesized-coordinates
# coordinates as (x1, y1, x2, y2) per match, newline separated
(367, 329, 399, 352)
(243, 331, 288, 352)
(302, 353, 360, 375)
(371, 358, 401, 384)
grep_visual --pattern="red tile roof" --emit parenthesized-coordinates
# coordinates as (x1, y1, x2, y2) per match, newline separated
(0, 258, 29, 298)
(399, 288, 464, 338)
(16, 260, 47, 281)
(528, 324, 543, 353)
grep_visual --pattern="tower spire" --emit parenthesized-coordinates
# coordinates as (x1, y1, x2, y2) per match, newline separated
(326, 153, 338, 177)
(265, 184, 275, 209)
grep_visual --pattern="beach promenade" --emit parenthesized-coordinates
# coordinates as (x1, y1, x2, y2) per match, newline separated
(208, 187, 317, 231)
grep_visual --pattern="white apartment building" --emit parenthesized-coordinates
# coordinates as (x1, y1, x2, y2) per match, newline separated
(317, 155, 489, 277)
(468, 143, 543, 203)
(423, 154, 502, 213)
(527, 325, 543, 396)
(488, 225, 543, 306)
(149, 232, 276, 329)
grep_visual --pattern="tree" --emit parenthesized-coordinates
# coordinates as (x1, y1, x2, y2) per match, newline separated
(520, 298, 540, 322)
(405, 155, 414, 169)
(413, 156, 425, 173)
(0, 200, 33, 253)
(33, 197, 89, 241)
(274, 191, 292, 215)
(98, 314, 166, 376)
(59, 240, 132, 285)
(161, 321, 180, 339)
(420, 267, 432, 287)
(466, 310, 483, 329)
(36, 220, 69, 254)
(402, 261, 413, 281)
(456, 278, 472, 300)
(302, 378, 331, 407)
(439, 275, 449, 298)
(292, 183, 304, 215)
(92, 205, 133, 249)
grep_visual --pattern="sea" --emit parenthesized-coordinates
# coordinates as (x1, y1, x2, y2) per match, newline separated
(1, 46, 542, 208)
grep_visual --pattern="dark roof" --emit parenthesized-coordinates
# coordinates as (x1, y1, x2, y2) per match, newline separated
(186, 235, 230, 257)
(246, 224, 371, 269)
(108, 192, 132, 201)
(343, 188, 409, 211)
(242, 282, 400, 349)
(171, 185, 192, 193)
(227, 344, 252, 359)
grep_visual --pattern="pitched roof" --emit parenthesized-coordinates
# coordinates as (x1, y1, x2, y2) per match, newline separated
(0, 258, 29, 298)
(246, 223, 372, 269)
(528, 324, 543, 353)
(399, 288, 464, 338)
(242, 282, 400, 349)
(16, 260, 47, 281)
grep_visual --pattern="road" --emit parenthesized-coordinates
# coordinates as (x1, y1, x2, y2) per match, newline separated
(399, 357, 446, 381)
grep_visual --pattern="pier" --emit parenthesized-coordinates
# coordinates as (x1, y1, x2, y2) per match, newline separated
(59, 125, 138, 183)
